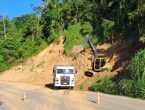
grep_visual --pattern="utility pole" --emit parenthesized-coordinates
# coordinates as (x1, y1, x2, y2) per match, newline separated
(3, 16, 6, 39)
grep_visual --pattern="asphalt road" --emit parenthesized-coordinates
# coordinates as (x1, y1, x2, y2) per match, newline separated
(0, 81, 145, 110)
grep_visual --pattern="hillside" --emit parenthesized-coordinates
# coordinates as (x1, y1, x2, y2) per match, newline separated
(0, 38, 133, 89)
(0, 38, 89, 85)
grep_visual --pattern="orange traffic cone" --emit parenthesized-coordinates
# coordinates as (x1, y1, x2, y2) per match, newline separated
(96, 92, 101, 104)
(22, 92, 27, 101)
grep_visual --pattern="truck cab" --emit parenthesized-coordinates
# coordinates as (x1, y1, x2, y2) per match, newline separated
(53, 65, 75, 89)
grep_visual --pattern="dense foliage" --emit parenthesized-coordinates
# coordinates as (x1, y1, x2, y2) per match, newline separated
(0, 14, 47, 71)
(64, 23, 82, 55)
(41, 0, 145, 44)
(127, 50, 145, 80)
(90, 76, 117, 94)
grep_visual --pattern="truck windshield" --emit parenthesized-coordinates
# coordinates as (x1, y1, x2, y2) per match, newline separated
(57, 69, 74, 74)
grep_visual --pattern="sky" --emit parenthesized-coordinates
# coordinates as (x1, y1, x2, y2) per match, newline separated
(0, 0, 42, 19)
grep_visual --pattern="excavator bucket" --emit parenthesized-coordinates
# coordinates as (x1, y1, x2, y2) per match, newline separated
(72, 45, 84, 54)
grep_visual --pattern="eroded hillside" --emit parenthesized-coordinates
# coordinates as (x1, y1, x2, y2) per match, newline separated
(0, 38, 134, 88)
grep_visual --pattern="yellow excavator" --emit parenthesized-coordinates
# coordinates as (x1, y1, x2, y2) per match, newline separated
(90, 57, 110, 72)
(73, 34, 110, 72)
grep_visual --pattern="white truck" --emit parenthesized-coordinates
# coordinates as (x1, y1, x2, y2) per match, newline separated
(53, 65, 76, 89)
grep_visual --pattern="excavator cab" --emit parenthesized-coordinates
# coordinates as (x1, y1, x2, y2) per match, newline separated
(92, 58, 110, 72)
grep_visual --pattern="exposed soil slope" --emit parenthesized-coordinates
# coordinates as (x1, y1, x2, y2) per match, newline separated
(0, 39, 91, 86)
(0, 38, 134, 87)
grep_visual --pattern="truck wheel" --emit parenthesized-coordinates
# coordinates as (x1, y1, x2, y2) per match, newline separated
(69, 87, 74, 90)
(53, 86, 57, 90)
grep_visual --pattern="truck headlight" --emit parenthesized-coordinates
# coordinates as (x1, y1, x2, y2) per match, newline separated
(71, 78, 74, 82)
(55, 78, 59, 82)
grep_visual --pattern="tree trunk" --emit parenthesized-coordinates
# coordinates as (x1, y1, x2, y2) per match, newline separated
(3, 16, 6, 39)
(36, 16, 39, 38)
(32, 31, 34, 41)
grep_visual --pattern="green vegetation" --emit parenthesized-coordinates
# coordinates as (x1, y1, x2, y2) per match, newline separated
(90, 49, 145, 99)
(64, 23, 82, 55)
(0, 0, 145, 58)
(79, 82, 85, 90)
(64, 22, 93, 55)
(90, 76, 117, 94)
(127, 50, 145, 80)
(41, 0, 145, 52)
(0, 14, 47, 72)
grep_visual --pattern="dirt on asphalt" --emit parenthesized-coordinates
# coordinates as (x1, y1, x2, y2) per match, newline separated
(0, 81, 145, 110)
(0, 81, 95, 110)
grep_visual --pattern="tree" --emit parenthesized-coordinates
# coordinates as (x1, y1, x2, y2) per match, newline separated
(0, 16, 10, 39)
(41, 0, 62, 42)
(13, 14, 41, 41)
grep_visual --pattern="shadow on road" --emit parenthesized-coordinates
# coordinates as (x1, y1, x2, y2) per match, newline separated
(45, 83, 72, 90)
(45, 83, 54, 89)
(89, 100, 96, 104)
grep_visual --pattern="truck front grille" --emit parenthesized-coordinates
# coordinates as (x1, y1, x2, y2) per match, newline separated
(60, 76, 70, 85)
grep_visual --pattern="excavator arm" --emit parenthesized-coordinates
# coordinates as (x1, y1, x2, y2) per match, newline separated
(82, 34, 98, 59)
(72, 34, 110, 72)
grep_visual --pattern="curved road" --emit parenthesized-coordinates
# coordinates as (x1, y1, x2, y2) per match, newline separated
(0, 81, 145, 110)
